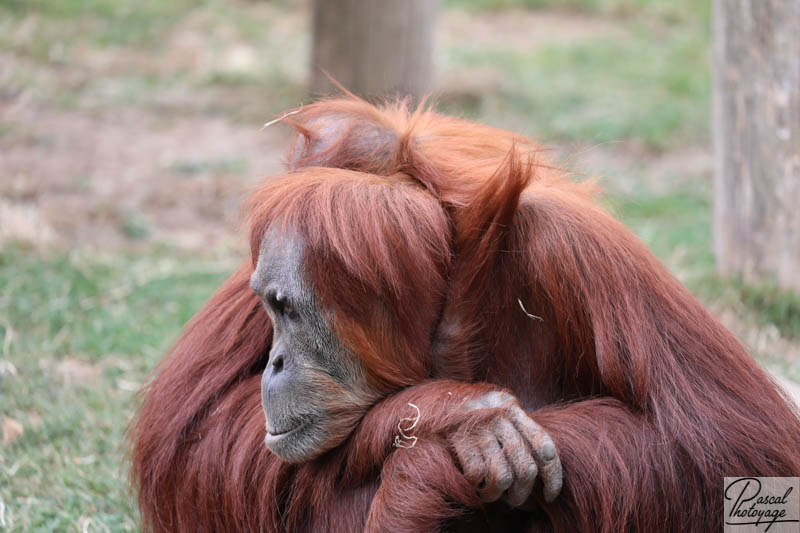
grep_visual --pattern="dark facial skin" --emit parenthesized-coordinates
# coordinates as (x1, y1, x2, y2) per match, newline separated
(250, 228, 377, 463)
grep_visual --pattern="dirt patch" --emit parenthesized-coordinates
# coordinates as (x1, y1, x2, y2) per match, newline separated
(440, 9, 626, 50)
(53, 356, 101, 386)
(2, 416, 24, 445)
(0, 98, 292, 250)
(559, 142, 713, 193)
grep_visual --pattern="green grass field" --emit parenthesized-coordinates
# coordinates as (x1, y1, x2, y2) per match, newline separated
(1, 0, 799, 530)
(0, 248, 233, 530)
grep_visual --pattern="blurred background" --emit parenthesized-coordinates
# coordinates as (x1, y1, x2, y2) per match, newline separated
(0, 0, 798, 530)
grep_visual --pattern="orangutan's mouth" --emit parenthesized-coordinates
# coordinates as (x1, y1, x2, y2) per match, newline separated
(264, 419, 308, 442)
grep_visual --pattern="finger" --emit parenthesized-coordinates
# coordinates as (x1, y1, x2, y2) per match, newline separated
(451, 434, 487, 488)
(478, 432, 513, 502)
(510, 407, 563, 502)
(534, 433, 562, 503)
(495, 417, 537, 507)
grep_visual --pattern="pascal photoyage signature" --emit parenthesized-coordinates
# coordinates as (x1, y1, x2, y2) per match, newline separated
(725, 478, 798, 531)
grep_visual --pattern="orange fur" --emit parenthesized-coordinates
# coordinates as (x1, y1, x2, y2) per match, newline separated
(131, 97, 800, 532)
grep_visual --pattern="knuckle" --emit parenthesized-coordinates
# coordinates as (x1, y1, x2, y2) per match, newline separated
(484, 484, 505, 502)
(463, 462, 485, 484)
(506, 474, 535, 506)
(496, 391, 516, 404)
(465, 471, 484, 485)
(497, 472, 513, 490)
(481, 490, 502, 503)
(510, 482, 534, 506)
(480, 487, 495, 500)
(508, 492, 528, 508)
(483, 391, 504, 405)
(464, 398, 483, 410)
(497, 415, 515, 429)
(483, 390, 517, 408)
(509, 404, 526, 417)
(524, 462, 538, 481)
(461, 453, 480, 468)
(544, 481, 563, 502)
(451, 440, 469, 459)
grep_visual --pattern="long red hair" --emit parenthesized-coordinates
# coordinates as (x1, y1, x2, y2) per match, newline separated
(131, 97, 800, 532)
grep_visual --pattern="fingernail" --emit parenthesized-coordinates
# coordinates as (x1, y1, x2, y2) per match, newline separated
(540, 441, 556, 461)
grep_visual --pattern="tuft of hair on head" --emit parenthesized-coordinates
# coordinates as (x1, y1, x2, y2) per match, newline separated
(276, 95, 560, 207)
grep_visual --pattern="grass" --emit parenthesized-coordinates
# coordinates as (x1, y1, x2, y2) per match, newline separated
(440, 8, 710, 150)
(0, 246, 233, 531)
(2, 0, 799, 530)
(447, 0, 711, 24)
(614, 181, 714, 276)
(613, 181, 800, 345)
(169, 157, 248, 177)
(0, 0, 305, 117)
(0, 0, 210, 47)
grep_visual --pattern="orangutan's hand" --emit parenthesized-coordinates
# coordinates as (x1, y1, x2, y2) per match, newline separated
(449, 391, 563, 506)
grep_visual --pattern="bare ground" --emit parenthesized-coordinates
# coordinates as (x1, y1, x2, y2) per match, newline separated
(1, 98, 289, 250)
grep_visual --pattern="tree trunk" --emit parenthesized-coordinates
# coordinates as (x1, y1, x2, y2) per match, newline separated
(311, 0, 437, 103)
(712, 0, 800, 291)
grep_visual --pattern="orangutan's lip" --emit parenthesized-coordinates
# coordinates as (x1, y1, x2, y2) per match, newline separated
(265, 420, 307, 442)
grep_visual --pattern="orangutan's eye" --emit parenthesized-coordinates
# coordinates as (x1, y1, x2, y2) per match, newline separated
(267, 293, 298, 320)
